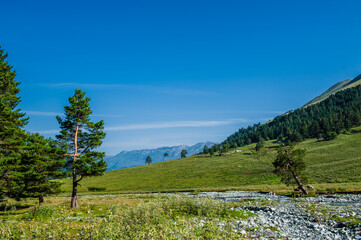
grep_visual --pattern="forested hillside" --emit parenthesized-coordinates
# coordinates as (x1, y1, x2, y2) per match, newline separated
(222, 84, 361, 149)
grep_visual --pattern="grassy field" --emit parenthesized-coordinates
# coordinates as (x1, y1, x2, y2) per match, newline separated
(60, 127, 361, 195)
(0, 195, 254, 239)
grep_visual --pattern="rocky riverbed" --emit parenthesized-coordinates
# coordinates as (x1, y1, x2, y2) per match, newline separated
(173, 191, 361, 239)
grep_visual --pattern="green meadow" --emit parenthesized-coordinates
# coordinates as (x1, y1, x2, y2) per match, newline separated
(61, 127, 361, 195)
(0, 194, 256, 239)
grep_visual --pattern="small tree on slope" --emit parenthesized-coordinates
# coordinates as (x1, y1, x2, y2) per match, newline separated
(146, 156, 152, 165)
(181, 149, 187, 158)
(56, 89, 107, 208)
(163, 152, 168, 161)
(273, 143, 308, 194)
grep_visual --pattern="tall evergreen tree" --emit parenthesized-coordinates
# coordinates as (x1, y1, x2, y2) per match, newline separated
(0, 46, 28, 199)
(56, 89, 106, 208)
(16, 133, 67, 204)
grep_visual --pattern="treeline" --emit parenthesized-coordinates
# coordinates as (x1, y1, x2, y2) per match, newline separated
(219, 83, 361, 149)
(0, 46, 106, 207)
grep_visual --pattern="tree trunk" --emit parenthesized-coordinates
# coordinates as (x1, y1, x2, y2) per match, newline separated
(71, 175, 79, 208)
(292, 171, 308, 195)
(71, 121, 79, 208)
(38, 195, 44, 205)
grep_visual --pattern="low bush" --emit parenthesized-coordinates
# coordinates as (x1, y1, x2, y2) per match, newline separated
(22, 206, 56, 220)
(88, 186, 107, 191)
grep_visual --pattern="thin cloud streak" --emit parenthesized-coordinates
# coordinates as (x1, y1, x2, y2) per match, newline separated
(25, 110, 123, 118)
(105, 119, 248, 131)
(38, 82, 218, 96)
(29, 129, 59, 134)
(30, 119, 248, 135)
(25, 110, 64, 117)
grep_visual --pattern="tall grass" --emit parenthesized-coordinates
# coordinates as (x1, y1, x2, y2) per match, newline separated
(0, 196, 250, 239)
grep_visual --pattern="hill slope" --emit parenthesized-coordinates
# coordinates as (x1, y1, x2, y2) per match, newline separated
(62, 127, 361, 193)
(223, 82, 361, 150)
(105, 142, 214, 170)
(303, 74, 361, 107)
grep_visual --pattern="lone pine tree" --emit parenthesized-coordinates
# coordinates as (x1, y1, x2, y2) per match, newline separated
(56, 89, 106, 208)
(273, 143, 308, 194)
(181, 149, 187, 158)
(145, 156, 152, 165)
(163, 152, 169, 161)
(203, 145, 209, 155)
(255, 138, 265, 152)
(0, 46, 28, 199)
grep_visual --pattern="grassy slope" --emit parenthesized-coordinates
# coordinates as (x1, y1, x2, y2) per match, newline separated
(304, 75, 361, 107)
(61, 127, 361, 194)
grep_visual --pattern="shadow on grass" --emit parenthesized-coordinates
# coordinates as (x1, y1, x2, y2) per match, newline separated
(351, 129, 361, 134)
(0, 203, 32, 215)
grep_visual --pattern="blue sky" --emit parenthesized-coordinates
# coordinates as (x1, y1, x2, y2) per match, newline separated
(2, 0, 361, 155)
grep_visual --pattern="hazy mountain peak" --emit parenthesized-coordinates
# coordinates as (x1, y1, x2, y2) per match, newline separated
(105, 141, 215, 170)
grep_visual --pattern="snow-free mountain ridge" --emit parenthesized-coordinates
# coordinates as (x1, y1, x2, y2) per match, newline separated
(105, 141, 214, 170)
(303, 73, 361, 107)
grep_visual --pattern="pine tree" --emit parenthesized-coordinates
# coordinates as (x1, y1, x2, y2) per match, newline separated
(210, 145, 217, 156)
(203, 145, 209, 155)
(163, 152, 169, 161)
(273, 143, 308, 194)
(223, 141, 230, 153)
(16, 133, 67, 204)
(255, 138, 265, 152)
(56, 89, 107, 208)
(0, 46, 28, 199)
(181, 149, 187, 158)
(145, 156, 152, 165)
(209, 147, 215, 157)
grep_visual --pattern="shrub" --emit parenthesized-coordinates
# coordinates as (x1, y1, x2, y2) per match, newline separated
(22, 206, 56, 220)
(88, 187, 107, 192)
(323, 132, 337, 141)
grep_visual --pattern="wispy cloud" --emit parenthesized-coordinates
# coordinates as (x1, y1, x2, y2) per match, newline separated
(25, 110, 64, 117)
(105, 119, 248, 131)
(29, 129, 59, 134)
(28, 118, 248, 135)
(38, 82, 218, 96)
(25, 110, 123, 118)
(208, 110, 286, 115)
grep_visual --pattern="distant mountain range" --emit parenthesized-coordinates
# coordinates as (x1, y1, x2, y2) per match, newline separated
(105, 141, 215, 170)
(303, 73, 361, 107)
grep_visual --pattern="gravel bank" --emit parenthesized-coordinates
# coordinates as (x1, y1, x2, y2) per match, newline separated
(177, 191, 361, 239)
